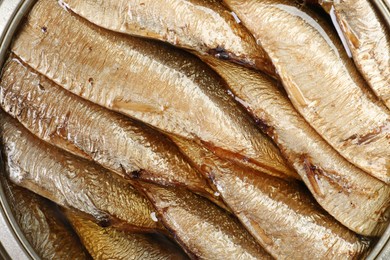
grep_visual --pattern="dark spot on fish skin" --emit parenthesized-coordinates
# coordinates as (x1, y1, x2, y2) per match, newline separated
(209, 46, 230, 60)
(88, 46, 92, 51)
(88, 77, 94, 86)
(98, 217, 112, 227)
(254, 117, 275, 138)
(140, 2, 145, 6)
(131, 170, 142, 179)
(41, 26, 47, 33)
(37, 83, 45, 91)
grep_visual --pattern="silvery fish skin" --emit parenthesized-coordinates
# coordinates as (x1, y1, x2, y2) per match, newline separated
(171, 136, 370, 259)
(0, 57, 217, 203)
(319, 0, 390, 110)
(0, 111, 163, 233)
(137, 183, 272, 260)
(62, 0, 275, 76)
(0, 176, 89, 260)
(224, 0, 390, 183)
(201, 58, 390, 236)
(65, 209, 188, 260)
(11, 0, 299, 180)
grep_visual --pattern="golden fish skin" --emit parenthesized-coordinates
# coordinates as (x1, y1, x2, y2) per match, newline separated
(63, 0, 275, 76)
(11, 0, 299, 181)
(319, 0, 390, 110)
(171, 136, 370, 259)
(65, 209, 189, 260)
(0, 57, 217, 204)
(0, 176, 89, 260)
(137, 183, 272, 260)
(224, 0, 390, 183)
(201, 58, 390, 236)
(0, 111, 164, 233)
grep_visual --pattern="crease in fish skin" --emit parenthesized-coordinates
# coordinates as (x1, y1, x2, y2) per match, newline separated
(0, 56, 218, 203)
(200, 57, 390, 236)
(318, 0, 390, 110)
(65, 209, 189, 260)
(223, 0, 390, 184)
(62, 0, 275, 76)
(171, 135, 370, 259)
(0, 174, 89, 260)
(11, 0, 299, 180)
(0, 111, 164, 233)
(136, 182, 272, 260)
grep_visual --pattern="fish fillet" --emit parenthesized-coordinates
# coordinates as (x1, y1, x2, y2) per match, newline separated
(0, 56, 217, 203)
(136, 183, 272, 259)
(319, 0, 390, 110)
(63, 0, 275, 76)
(65, 209, 188, 260)
(171, 135, 370, 258)
(11, 0, 298, 180)
(0, 175, 89, 260)
(0, 111, 164, 233)
(200, 58, 390, 236)
(224, 0, 390, 183)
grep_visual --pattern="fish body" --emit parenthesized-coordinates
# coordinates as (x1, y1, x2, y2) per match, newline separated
(201, 58, 390, 236)
(63, 0, 275, 75)
(224, 0, 390, 183)
(65, 209, 188, 260)
(0, 175, 89, 260)
(172, 136, 370, 259)
(0, 111, 164, 233)
(0, 57, 215, 202)
(11, 0, 298, 180)
(137, 183, 272, 259)
(319, 0, 390, 110)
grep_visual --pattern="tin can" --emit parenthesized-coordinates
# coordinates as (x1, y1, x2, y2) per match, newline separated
(0, 0, 389, 259)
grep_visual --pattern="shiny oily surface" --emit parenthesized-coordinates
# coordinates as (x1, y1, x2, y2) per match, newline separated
(0, 56, 215, 202)
(63, 0, 275, 76)
(202, 58, 390, 236)
(0, 175, 89, 260)
(137, 183, 272, 259)
(11, 0, 298, 180)
(0, 111, 163, 233)
(172, 136, 370, 259)
(224, 0, 390, 183)
(65, 209, 188, 260)
(320, 0, 390, 110)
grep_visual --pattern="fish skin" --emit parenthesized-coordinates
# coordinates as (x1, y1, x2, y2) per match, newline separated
(62, 0, 275, 76)
(319, 0, 390, 110)
(136, 183, 272, 260)
(0, 57, 218, 204)
(223, 0, 390, 183)
(0, 111, 164, 233)
(171, 135, 371, 259)
(0, 175, 89, 260)
(200, 58, 390, 236)
(65, 209, 189, 260)
(11, 0, 299, 180)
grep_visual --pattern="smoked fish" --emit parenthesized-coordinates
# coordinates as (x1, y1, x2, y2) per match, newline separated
(0, 111, 164, 233)
(319, 0, 390, 110)
(136, 183, 272, 259)
(224, 0, 390, 183)
(171, 135, 370, 259)
(0, 56, 216, 203)
(201, 58, 390, 236)
(65, 209, 189, 260)
(0, 175, 89, 260)
(62, 0, 275, 76)
(11, 0, 298, 180)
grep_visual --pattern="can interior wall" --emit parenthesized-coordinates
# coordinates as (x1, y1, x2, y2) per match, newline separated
(0, 0, 389, 259)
